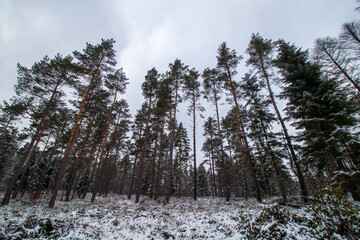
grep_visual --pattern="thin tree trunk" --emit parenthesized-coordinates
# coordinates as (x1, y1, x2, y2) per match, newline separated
(259, 58, 307, 202)
(49, 61, 101, 208)
(2, 77, 62, 206)
(212, 84, 230, 201)
(127, 124, 143, 200)
(12, 117, 51, 199)
(224, 65, 261, 202)
(135, 97, 152, 203)
(318, 41, 360, 92)
(65, 113, 96, 201)
(192, 89, 197, 200)
(0, 115, 14, 140)
(166, 78, 179, 203)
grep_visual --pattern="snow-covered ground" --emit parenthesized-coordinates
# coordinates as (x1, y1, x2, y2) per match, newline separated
(0, 192, 358, 239)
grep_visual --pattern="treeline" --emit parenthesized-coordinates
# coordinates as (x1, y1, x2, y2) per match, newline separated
(1, 19, 360, 208)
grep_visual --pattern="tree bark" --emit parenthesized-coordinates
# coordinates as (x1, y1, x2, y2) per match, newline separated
(127, 124, 143, 200)
(212, 84, 230, 201)
(224, 64, 261, 202)
(259, 57, 307, 202)
(135, 97, 152, 203)
(166, 78, 179, 203)
(65, 113, 96, 201)
(192, 88, 197, 200)
(91, 92, 117, 202)
(318, 41, 360, 92)
(2, 77, 62, 206)
(49, 61, 101, 208)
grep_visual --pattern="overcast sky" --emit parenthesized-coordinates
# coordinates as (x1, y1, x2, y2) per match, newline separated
(0, 0, 359, 161)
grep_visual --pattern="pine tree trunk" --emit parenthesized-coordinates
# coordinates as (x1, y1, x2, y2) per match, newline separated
(2, 78, 62, 206)
(135, 97, 152, 203)
(65, 113, 96, 201)
(318, 41, 360, 92)
(166, 79, 179, 203)
(259, 59, 307, 202)
(12, 116, 51, 199)
(127, 124, 143, 200)
(154, 114, 166, 200)
(91, 92, 117, 202)
(192, 89, 197, 200)
(49, 63, 101, 208)
(0, 115, 14, 140)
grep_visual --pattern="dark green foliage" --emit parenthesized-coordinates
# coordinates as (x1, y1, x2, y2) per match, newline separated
(240, 187, 360, 239)
(275, 41, 359, 174)
(306, 187, 360, 238)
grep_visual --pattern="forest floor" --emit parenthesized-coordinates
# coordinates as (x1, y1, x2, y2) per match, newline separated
(0, 192, 359, 239)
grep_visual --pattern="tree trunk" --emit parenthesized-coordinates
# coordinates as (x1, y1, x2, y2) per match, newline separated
(154, 114, 166, 200)
(213, 84, 230, 201)
(49, 62, 101, 208)
(65, 113, 96, 201)
(318, 41, 360, 92)
(166, 79, 179, 203)
(259, 58, 307, 202)
(0, 115, 14, 140)
(192, 89, 197, 200)
(91, 92, 117, 202)
(135, 97, 152, 203)
(127, 124, 143, 200)
(2, 77, 63, 206)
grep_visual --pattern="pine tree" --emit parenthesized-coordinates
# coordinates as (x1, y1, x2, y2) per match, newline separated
(135, 68, 159, 203)
(275, 40, 360, 200)
(174, 122, 191, 197)
(313, 37, 360, 93)
(246, 34, 303, 201)
(217, 42, 261, 202)
(49, 39, 120, 208)
(240, 73, 289, 200)
(182, 68, 204, 200)
(2, 54, 75, 206)
(202, 68, 230, 200)
(165, 59, 188, 203)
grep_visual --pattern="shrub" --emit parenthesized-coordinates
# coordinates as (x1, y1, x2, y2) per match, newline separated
(305, 187, 360, 239)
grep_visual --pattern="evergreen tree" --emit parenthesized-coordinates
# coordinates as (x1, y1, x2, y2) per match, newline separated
(240, 73, 289, 200)
(313, 37, 360, 93)
(182, 68, 204, 200)
(49, 39, 120, 208)
(217, 42, 261, 202)
(246, 34, 303, 201)
(174, 122, 191, 197)
(165, 59, 188, 203)
(2, 54, 75, 206)
(135, 67, 159, 203)
(202, 68, 230, 200)
(275, 40, 360, 200)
